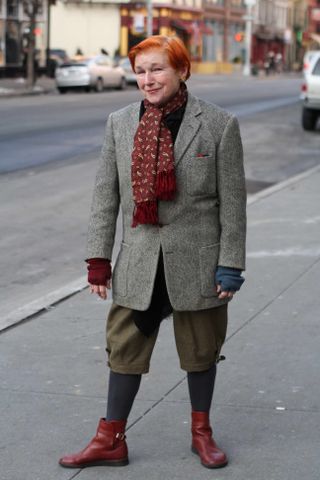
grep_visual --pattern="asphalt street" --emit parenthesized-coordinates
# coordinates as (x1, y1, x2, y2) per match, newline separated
(0, 75, 303, 173)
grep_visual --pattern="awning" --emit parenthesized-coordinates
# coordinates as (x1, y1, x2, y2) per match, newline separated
(310, 33, 320, 45)
(198, 21, 214, 36)
(171, 19, 193, 35)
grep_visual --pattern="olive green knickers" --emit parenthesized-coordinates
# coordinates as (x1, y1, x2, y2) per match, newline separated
(106, 303, 228, 374)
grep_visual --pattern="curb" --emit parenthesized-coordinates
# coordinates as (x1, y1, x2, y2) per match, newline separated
(2, 164, 320, 334)
(0, 276, 87, 333)
(0, 87, 55, 98)
(247, 163, 320, 206)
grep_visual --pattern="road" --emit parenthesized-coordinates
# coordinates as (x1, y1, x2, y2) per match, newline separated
(0, 74, 319, 326)
(0, 74, 304, 173)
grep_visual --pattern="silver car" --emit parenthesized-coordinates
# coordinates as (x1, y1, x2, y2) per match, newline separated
(118, 57, 137, 85)
(55, 54, 126, 93)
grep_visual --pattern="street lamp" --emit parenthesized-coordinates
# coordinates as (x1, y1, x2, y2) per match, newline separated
(146, 0, 153, 37)
(243, 0, 256, 76)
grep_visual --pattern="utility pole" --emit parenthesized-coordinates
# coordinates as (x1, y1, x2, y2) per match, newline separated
(243, 0, 256, 76)
(146, 0, 153, 37)
(46, 0, 51, 77)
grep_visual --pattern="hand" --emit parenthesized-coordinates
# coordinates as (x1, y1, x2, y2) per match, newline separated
(89, 279, 111, 300)
(216, 284, 235, 300)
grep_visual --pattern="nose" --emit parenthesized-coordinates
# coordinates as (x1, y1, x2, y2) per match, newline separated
(144, 71, 155, 84)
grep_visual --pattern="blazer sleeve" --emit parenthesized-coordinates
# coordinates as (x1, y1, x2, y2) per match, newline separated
(86, 113, 120, 260)
(216, 115, 247, 270)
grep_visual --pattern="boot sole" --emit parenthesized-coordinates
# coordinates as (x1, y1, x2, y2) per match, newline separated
(191, 446, 228, 469)
(59, 458, 129, 468)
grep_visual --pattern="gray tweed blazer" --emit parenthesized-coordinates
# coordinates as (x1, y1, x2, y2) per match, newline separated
(87, 93, 246, 311)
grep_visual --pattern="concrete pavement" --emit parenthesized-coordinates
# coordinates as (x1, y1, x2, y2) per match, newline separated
(0, 75, 56, 97)
(1, 165, 320, 480)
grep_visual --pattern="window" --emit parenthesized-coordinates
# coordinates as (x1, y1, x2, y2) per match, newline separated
(5, 19, 20, 64)
(7, 0, 19, 17)
(312, 58, 320, 76)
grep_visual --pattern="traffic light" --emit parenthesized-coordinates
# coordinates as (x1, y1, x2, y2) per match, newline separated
(234, 32, 245, 42)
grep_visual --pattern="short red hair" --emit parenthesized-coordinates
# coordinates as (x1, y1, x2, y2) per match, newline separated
(128, 35, 191, 80)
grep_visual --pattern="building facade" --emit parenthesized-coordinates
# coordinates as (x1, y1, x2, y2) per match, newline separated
(2, 0, 317, 75)
(0, 0, 49, 73)
(251, 0, 290, 66)
(50, 0, 124, 59)
(119, 0, 207, 61)
(119, 0, 246, 63)
(202, 0, 246, 62)
(304, 0, 320, 44)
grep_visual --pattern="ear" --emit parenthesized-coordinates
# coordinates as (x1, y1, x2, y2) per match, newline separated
(179, 65, 189, 82)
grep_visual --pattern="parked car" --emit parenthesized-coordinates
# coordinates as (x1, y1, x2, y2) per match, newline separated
(118, 57, 137, 85)
(48, 49, 70, 78)
(301, 51, 320, 131)
(55, 54, 126, 93)
(302, 50, 319, 74)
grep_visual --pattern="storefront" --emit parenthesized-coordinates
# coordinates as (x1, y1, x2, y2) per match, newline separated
(252, 26, 285, 67)
(0, 0, 48, 76)
(120, 2, 213, 62)
(202, 2, 245, 63)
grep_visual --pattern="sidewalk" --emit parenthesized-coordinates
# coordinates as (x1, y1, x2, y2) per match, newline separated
(1, 166, 320, 480)
(0, 75, 56, 97)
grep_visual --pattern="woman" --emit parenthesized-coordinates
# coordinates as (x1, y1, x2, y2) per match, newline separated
(59, 35, 246, 470)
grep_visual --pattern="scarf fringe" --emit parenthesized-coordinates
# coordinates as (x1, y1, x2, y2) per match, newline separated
(132, 201, 158, 228)
(156, 170, 176, 201)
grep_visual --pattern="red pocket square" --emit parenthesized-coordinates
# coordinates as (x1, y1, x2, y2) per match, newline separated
(197, 153, 208, 157)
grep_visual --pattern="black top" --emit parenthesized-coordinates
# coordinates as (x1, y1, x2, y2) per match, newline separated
(133, 101, 187, 336)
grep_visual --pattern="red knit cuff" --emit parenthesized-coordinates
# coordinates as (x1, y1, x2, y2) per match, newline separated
(86, 258, 111, 285)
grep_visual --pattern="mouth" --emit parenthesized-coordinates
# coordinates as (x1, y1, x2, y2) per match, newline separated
(145, 88, 160, 94)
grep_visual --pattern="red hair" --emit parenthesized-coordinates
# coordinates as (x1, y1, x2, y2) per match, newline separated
(128, 35, 191, 80)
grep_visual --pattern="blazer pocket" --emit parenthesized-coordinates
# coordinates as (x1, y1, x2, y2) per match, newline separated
(112, 242, 130, 297)
(187, 156, 216, 196)
(199, 243, 220, 298)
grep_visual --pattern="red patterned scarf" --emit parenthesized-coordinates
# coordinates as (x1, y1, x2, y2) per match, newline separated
(131, 83, 188, 227)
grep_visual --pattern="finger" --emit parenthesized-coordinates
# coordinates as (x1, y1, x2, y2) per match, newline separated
(89, 284, 99, 294)
(216, 284, 221, 293)
(227, 291, 235, 298)
(106, 279, 112, 290)
(218, 291, 229, 299)
(98, 285, 107, 300)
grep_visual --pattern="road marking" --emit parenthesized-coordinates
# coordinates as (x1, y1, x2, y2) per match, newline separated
(230, 97, 299, 117)
(247, 247, 320, 258)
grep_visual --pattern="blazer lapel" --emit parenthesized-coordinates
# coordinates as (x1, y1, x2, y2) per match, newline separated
(174, 93, 202, 166)
(125, 103, 140, 148)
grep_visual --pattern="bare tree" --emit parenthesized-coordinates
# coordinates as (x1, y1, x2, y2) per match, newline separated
(22, 0, 43, 88)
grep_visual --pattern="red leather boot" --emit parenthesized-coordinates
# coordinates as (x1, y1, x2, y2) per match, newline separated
(191, 411, 228, 469)
(59, 418, 128, 468)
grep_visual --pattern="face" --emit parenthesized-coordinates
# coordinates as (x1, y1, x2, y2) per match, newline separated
(134, 49, 187, 107)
